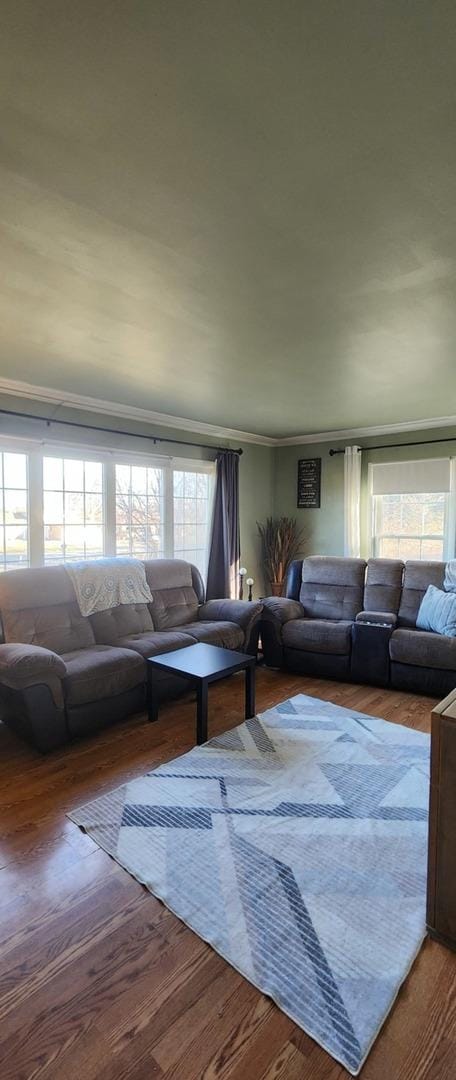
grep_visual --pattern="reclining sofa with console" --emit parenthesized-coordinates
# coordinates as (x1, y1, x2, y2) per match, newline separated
(261, 556, 456, 698)
(0, 559, 262, 752)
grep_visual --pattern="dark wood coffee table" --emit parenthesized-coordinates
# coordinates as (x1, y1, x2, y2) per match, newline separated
(146, 642, 256, 745)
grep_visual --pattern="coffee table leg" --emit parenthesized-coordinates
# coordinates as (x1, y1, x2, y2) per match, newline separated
(196, 679, 208, 745)
(147, 666, 159, 724)
(245, 662, 256, 719)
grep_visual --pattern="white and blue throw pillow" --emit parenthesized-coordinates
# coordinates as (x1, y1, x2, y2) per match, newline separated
(417, 584, 456, 637)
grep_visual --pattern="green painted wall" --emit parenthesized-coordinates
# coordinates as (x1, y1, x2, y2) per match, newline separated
(274, 426, 456, 558)
(0, 393, 274, 593)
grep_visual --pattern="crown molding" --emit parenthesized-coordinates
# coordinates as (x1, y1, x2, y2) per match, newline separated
(0, 377, 275, 446)
(275, 414, 456, 446)
(0, 377, 455, 449)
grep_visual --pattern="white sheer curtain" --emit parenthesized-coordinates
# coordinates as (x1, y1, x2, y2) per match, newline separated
(344, 445, 362, 557)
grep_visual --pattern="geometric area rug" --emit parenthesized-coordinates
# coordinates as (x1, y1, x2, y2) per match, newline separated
(68, 693, 430, 1075)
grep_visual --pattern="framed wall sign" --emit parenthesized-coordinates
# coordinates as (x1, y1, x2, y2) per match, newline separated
(297, 457, 321, 508)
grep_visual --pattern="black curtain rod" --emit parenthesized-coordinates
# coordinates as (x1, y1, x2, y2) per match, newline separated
(329, 434, 456, 456)
(0, 407, 243, 456)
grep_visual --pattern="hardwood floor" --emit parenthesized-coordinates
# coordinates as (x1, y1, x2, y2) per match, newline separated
(0, 668, 455, 1080)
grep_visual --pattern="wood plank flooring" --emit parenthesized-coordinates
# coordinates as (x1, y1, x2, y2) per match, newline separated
(0, 668, 455, 1080)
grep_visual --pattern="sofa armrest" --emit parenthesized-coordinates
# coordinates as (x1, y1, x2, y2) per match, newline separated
(0, 644, 68, 752)
(0, 643, 67, 685)
(262, 597, 305, 624)
(261, 597, 305, 668)
(198, 599, 263, 654)
(198, 598, 262, 629)
(0, 644, 67, 707)
(356, 611, 397, 628)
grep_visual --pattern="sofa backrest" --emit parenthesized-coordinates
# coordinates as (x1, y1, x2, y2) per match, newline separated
(144, 559, 204, 630)
(90, 604, 154, 644)
(398, 560, 446, 627)
(0, 566, 95, 653)
(299, 556, 367, 621)
(0, 558, 206, 650)
(363, 558, 404, 614)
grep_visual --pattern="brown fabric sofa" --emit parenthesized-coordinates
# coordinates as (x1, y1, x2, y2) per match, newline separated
(262, 556, 456, 698)
(0, 559, 262, 752)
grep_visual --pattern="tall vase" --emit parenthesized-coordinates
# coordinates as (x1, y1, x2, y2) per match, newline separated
(271, 581, 283, 596)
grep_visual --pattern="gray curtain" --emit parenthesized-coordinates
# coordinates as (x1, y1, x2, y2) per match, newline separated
(206, 450, 240, 599)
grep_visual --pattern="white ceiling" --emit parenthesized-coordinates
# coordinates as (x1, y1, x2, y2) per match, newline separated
(1, 1, 455, 438)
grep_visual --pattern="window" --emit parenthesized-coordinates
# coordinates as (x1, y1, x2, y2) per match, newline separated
(0, 442, 215, 575)
(372, 492, 447, 561)
(370, 457, 454, 562)
(0, 452, 29, 571)
(43, 456, 104, 564)
(173, 469, 212, 576)
(115, 464, 164, 558)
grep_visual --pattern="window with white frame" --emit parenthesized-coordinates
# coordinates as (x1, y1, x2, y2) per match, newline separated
(115, 463, 164, 559)
(0, 442, 215, 576)
(370, 457, 455, 562)
(0, 451, 29, 570)
(173, 468, 212, 576)
(43, 456, 104, 564)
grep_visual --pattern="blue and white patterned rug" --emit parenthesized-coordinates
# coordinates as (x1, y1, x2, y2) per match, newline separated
(68, 693, 430, 1074)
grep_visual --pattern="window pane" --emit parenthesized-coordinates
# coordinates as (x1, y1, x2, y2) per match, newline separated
(64, 492, 84, 524)
(174, 497, 184, 524)
(4, 490, 27, 522)
(43, 457, 63, 490)
(373, 491, 446, 563)
(130, 494, 147, 522)
(4, 453, 27, 489)
(116, 465, 131, 494)
(172, 468, 213, 577)
(116, 495, 130, 523)
(401, 496, 422, 535)
(184, 473, 196, 497)
(84, 461, 103, 492)
(43, 455, 104, 565)
(115, 464, 164, 558)
(43, 491, 63, 524)
(197, 474, 208, 498)
(84, 525, 104, 556)
(398, 537, 421, 560)
(173, 471, 184, 497)
(423, 495, 445, 534)
(184, 498, 197, 523)
(421, 538, 444, 560)
(85, 493, 103, 523)
(0, 453, 29, 570)
(183, 523, 197, 548)
(131, 466, 147, 494)
(4, 524, 28, 567)
(148, 468, 162, 496)
(64, 459, 84, 490)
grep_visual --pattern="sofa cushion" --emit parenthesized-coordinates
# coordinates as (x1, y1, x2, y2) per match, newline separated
(398, 560, 446, 627)
(299, 557, 366, 621)
(0, 564, 96, 652)
(151, 587, 199, 630)
(143, 559, 200, 630)
(363, 559, 403, 614)
(115, 630, 195, 658)
(90, 604, 154, 644)
(183, 620, 244, 650)
(61, 645, 145, 706)
(282, 618, 352, 655)
(2, 602, 95, 653)
(390, 628, 456, 671)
